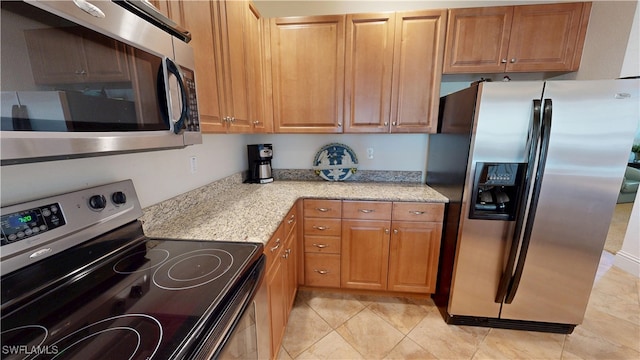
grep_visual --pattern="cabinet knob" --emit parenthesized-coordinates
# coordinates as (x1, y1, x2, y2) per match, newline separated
(393, 229, 398, 234)
(287, 215, 295, 224)
(385, 228, 390, 234)
(501, 59, 507, 63)
(392, 121, 397, 126)
(230, 117, 236, 123)
(510, 58, 516, 63)
(253, 120, 260, 126)
(338, 123, 342, 127)
(314, 269, 329, 275)
(384, 122, 389, 126)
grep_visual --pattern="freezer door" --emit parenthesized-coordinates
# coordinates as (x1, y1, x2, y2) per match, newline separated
(500, 79, 639, 324)
(448, 81, 544, 318)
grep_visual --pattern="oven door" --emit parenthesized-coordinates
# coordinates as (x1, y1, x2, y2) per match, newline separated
(189, 255, 267, 360)
(0, 1, 201, 165)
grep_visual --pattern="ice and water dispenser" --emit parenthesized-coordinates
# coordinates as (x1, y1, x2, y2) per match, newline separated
(469, 162, 526, 220)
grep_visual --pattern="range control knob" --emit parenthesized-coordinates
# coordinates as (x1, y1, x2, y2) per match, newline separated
(111, 191, 127, 205)
(89, 195, 107, 210)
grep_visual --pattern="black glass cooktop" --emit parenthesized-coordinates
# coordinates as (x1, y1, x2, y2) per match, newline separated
(0, 221, 263, 360)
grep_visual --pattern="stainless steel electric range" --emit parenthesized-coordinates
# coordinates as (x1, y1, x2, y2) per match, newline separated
(0, 180, 265, 359)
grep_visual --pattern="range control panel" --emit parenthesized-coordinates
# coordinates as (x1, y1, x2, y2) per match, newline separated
(1, 203, 66, 246)
(1, 180, 143, 275)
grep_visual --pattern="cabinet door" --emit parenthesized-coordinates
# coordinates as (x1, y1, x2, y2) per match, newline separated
(344, 13, 395, 133)
(443, 7, 513, 74)
(269, 15, 345, 133)
(149, 0, 185, 26)
(388, 221, 442, 294)
(341, 219, 390, 290)
(246, 2, 270, 133)
(266, 255, 286, 358)
(283, 219, 298, 312)
(181, 1, 225, 132)
(390, 10, 446, 133)
(218, 0, 252, 133)
(506, 2, 590, 72)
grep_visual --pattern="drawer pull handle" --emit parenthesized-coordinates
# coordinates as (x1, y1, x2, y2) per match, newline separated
(315, 207, 330, 212)
(359, 209, 375, 213)
(313, 243, 328, 248)
(287, 216, 295, 224)
(282, 249, 291, 259)
(313, 226, 329, 231)
(314, 269, 329, 275)
(270, 239, 281, 252)
(409, 211, 425, 215)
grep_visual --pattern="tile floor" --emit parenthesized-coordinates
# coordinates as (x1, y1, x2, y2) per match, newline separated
(277, 251, 640, 360)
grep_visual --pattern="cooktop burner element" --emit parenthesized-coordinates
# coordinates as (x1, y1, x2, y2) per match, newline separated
(153, 249, 233, 290)
(45, 314, 162, 360)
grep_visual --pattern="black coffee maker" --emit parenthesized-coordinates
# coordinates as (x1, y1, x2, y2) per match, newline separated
(246, 144, 274, 184)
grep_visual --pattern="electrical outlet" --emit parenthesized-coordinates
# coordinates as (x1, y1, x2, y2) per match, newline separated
(190, 156, 197, 174)
(367, 148, 374, 159)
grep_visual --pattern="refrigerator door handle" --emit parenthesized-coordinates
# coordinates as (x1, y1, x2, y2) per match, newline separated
(494, 99, 542, 303)
(505, 99, 553, 304)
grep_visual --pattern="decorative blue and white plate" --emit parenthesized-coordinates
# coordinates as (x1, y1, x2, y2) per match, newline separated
(312, 143, 359, 181)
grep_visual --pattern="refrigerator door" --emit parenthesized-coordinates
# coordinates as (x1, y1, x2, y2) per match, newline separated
(500, 79, 639, 324)
(448, 81, 545, 318)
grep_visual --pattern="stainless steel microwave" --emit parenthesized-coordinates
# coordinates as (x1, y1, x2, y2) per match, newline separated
(0, 0, 202, 165)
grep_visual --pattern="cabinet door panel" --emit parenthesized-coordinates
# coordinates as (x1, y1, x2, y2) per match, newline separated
(388, 221, 442, 293)
(266, 258, 286, 358)
(506, 3, 590, 72)
(443, 7, 513, 74)
(220, 0, 252, 132)
(390, 10, 445, 133)
(341, 219, 390, 290)
(181, 1, 225, 132)
(344, 13, 395, 133)
(270, 16, 345, 133)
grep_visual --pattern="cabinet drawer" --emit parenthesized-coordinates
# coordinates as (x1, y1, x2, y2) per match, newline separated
(264, 223, 285, 271)
(304, 235, 341, 254)
(304, 218, 341, 236)
(304, 253, 341, 287)
(392, 202, 444, 222)
(284, 205, 297, 237)
(342, 201, 392, 220)
(304, 199, 342, 218)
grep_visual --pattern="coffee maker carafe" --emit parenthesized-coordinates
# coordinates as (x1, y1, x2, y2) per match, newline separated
(246, 144, 274, 183)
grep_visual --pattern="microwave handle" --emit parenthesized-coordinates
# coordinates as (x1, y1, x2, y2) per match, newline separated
(159, 58, 189, 134)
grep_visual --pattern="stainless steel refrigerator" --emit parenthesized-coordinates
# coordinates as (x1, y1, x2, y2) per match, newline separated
(427, 79, 639, 333)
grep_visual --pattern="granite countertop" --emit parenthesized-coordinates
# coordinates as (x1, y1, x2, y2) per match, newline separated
(141, 174, 448, 245)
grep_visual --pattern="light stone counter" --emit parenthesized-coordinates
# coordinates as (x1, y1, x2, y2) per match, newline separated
(141, 173, 448, 245)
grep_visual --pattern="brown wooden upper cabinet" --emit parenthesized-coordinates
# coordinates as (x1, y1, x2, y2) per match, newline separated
(344, 10, 445, 134)
(180, 0, 267, 134)
(267, 15, 346, 133)
(443, 2, 591, 74)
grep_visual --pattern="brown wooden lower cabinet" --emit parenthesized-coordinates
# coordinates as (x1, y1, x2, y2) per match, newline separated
(341, 219, 391, 291)
(267, 199, 443, 359)
(303, 199, 444, 295)
(264, 202, 298, 359)
(388, 221, 442, 293)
